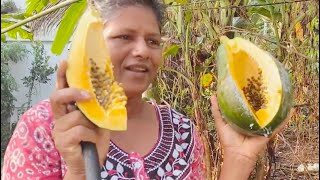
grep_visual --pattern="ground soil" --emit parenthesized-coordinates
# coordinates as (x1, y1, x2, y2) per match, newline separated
(272, 121, 319, 180)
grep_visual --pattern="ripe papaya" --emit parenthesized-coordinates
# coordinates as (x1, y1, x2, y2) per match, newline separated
(216, 36, 293, 137)
(66, 8, 127, 130)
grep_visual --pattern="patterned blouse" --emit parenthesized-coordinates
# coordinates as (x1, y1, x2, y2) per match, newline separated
(1, 100, 207, 180)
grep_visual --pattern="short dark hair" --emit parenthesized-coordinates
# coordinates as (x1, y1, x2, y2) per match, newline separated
(94, 0, 165, 30)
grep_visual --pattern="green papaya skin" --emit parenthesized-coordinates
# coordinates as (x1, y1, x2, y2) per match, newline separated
(216, 44, 261, 134)
(216, 37, 293, 137)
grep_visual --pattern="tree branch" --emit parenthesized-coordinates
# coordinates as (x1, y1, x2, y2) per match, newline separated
(1, 0, 79, 34)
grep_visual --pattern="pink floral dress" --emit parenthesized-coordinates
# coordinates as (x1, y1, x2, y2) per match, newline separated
(1, 100, 207, 180)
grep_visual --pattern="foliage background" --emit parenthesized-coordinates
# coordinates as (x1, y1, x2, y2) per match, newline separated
(155, 1, 319, 179)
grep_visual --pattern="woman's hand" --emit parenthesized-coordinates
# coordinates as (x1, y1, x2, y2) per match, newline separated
(50, 60, 110, 178)
(210, 95, 292, 179)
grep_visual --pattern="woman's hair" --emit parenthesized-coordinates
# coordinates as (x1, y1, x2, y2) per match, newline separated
(96, 0, 165, 29)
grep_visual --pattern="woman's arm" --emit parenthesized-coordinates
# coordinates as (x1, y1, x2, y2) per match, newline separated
(1, 101, 63, 180)
(219, 153, 256, 180)
(210, 96, 291, 180)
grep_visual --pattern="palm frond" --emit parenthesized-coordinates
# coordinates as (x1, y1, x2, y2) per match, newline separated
(27, 0, 71, 36)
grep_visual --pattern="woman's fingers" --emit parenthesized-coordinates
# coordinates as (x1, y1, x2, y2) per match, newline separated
(53, 110, 97, 131)
(50, 88, 91, 119)
(52, 125, 101, 174)
(57, 126, 100, 146)
(67, 104, 78, 112)
(210, 95, 227, 133)
(51, 88, 91, 104)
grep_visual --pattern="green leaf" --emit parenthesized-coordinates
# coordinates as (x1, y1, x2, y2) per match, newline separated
(163, 44, 180, 58)
(175, 0, 187, 4)
(1, 34, 6, 42)
(7, 29, 17, 39)
(185, 11, 192, 24)
(1, 21, 13, 28)
(202, 13, 216, 39)
(18, 28, 34, 40)
(195, 65, 206, 72)
(250, 8, 272, 19)
(1, 20, 33, 41)
(201, 73, 213, 88)
(1, 13, 28, 20)
(50, 0, 57, 4)
(35, 3, 45, 13)
(164, 0, 174, 4)
(250, 0, 267, 4)
(311, 18, 319, 30)
(25, 0, 42, 15)
(7, 28, 33, 41)
(1, 21, 16, 39)
(42, 0, 49, 6)
(51, 0, 87, 55)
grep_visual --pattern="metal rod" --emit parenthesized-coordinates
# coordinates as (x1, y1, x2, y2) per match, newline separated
(81, 141, 101, 180)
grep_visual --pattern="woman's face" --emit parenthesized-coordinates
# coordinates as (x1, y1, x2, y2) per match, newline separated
(103, 6, 162, 98)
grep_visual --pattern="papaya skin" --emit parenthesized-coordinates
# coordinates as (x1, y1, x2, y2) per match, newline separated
(216, 36, 293, 137)
(216, 44, 261, 135)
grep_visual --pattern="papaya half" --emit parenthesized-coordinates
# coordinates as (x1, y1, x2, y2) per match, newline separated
(66, 7, 127, 130)
(216, 36, 293, 137)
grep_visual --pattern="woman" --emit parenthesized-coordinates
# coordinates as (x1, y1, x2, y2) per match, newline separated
(2, 0, 285, 179)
